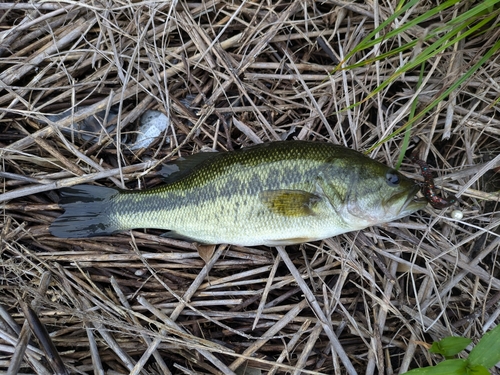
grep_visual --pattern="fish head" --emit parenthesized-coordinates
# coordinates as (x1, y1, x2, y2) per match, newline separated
(322, 157, 427, 229)
(377, 170, 427, 220)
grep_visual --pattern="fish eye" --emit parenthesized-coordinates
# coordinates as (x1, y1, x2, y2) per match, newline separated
(385, 170, 400, 187)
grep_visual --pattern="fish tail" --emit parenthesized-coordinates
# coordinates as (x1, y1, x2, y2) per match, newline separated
(50, 185, 120, 238)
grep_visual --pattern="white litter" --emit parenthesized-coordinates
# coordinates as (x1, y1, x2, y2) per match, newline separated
(451, 210, 464, 220)
(130, 110, 169, 150)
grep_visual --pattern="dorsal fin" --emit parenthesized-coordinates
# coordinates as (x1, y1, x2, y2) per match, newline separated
(159, 151, 220, 184)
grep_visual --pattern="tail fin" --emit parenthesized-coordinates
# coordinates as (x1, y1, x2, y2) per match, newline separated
(50, 185, 119, 238)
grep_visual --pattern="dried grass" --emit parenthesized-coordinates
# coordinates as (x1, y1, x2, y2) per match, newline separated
(1, 1, 500, 374)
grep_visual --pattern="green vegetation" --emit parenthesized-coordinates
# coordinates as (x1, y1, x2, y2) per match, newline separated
(403, 325, 500, 374)
(333, 0, 500, 155)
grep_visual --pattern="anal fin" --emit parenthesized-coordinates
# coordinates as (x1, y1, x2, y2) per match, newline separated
(161, 230, 208, 244)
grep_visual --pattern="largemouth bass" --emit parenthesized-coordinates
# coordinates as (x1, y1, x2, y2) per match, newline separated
(49, 141, 426, 246)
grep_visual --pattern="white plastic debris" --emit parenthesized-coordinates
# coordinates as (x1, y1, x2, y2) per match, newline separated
(130, 110, 169, 150)
(451, 210, 464, 220)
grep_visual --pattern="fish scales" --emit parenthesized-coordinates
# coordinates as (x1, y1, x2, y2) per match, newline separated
(49, 141, 426, 245)
(113, 143, 342, 243)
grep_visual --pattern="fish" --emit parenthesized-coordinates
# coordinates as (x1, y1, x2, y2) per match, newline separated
(49, 141, 427, 246)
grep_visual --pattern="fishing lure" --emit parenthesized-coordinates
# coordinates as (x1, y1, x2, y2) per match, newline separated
(411, 156, 456, 209)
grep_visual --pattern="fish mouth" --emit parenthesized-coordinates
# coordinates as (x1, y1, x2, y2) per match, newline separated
(399, 184, 428, 215)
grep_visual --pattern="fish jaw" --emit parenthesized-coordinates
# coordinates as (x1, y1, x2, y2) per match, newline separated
(388, 184, 428, 220)
(339, 178, 425, 231)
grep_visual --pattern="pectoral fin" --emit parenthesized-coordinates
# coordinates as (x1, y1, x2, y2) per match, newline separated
(260, 189, 321, 217)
